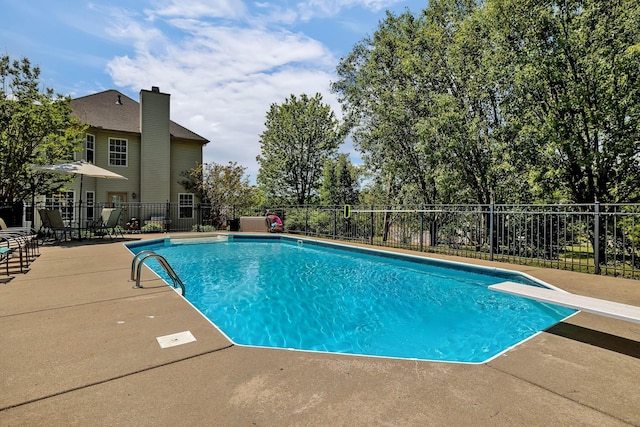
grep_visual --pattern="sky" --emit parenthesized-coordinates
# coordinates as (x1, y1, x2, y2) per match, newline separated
(1, 0, 426, 182)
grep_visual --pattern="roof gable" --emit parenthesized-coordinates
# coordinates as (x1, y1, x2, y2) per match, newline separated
(70, 89, 209, 143)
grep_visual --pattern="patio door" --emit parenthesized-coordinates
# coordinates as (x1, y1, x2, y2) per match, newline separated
(107, 192, 127, 206)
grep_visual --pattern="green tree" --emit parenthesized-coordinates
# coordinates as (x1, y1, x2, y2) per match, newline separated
(320, 154, 360, 205)
(256, 93, 343, 205)
(0, 56, 86, 203)
(181, 161, 255, 228)
(319, 158, 338, 205)
(332, 2, 524, 206)
(416, 0, 530, 204)
(491, 0, 640, 203)
(333, 11, 440, 206)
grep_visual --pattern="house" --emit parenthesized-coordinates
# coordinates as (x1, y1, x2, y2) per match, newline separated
(46, 86, 209, 230)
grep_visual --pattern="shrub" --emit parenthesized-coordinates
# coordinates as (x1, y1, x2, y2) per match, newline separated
(191, 224, 217, 232)
(141, 222, 164, 233)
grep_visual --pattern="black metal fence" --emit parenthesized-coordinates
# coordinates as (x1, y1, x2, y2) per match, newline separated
(16, 202, 640, 279)
(275, 204, 640, 279)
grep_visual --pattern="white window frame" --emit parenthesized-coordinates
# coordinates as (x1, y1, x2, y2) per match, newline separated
(178, 193, 194, 219)
(86, 133, 95, 163)
(45, 191, 76, 223)
(85, 191, 95, 222)
(108, 137, 128, 167)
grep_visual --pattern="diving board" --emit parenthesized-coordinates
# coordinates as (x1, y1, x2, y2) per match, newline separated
(489, 282, 640, 324)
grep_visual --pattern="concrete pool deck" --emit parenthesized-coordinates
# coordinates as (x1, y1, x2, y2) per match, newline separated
(1, 233, 639, 426)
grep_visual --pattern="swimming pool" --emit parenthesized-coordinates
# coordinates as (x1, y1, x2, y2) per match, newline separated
(127, 236, 576, 363)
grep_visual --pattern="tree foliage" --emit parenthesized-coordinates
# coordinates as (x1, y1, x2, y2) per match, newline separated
(333, 1, 513, 205)
(491, 0, 640, 203)
(319, 153, 360, 205)
(332, 0, 640, 205)
(0, 55, 86, 203)
(183, 161, 254, 205)
(256, 93, 343, 205)
(333, 11, 441, 205)
(181, 161, 255, 227)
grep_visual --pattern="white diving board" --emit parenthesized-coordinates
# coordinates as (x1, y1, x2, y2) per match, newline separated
(489, 281, 640, 324)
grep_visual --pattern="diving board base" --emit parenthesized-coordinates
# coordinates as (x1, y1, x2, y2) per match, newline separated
(489, 282, 640, 324)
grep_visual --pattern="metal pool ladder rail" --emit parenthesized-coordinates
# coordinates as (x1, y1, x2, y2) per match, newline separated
(131, 250, 186, 296)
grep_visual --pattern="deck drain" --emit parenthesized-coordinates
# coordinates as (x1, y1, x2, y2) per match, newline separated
(156, 331, 196, 348)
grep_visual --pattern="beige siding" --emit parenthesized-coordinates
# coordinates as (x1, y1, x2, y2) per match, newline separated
(170, 139, 202, 202)
(70, 130, 139, 204)
(124, 133, 141, 202)
(140, 89, 171, 203)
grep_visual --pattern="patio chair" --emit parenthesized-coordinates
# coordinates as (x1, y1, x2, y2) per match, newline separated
(38, 209, 53, 241)
(0, 217, 39, 272)
(45, 209, 73, 242)
(90, 208, 114, 232)
(0, 242, 12, 282)
(0, 218, 36, 236)
(90, 208, 114, 233)
(94, 208, 124, 240)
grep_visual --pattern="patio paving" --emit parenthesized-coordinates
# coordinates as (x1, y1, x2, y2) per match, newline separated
(0, 233, 638, 426)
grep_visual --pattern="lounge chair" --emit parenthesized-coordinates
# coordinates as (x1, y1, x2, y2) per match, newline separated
(0, 243, 12, 282)
(45, 210, 73, 242)
(0, 217, 39, 273)
(38, 208, 53, 242)
(96, 208, 115, 228)
(0, 218, 36, 236)
(93, 208, 124, 240)
(89, 208, 113, 237)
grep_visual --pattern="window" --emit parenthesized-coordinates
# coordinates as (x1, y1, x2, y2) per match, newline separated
(86, 134, 95, 163)
(85, 191, 95, 222)
(45, 191, 75, 222)
(179, 193, 194, 219)
(108, 138, 127, 166)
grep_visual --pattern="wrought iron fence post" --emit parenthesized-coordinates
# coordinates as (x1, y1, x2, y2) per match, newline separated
(594, 202, 600, 274)
(489, 203, 495, 261)
(333, 207, 337, 240)
(370, 204, 374, 245)
(166, 200, 171, 232)
(419, 210, 424, 252)
(196, 203, 201, 232)
(305, 205, 309, 236)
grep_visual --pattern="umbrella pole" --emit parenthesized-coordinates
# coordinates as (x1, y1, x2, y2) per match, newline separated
(78, 175, 83, 240)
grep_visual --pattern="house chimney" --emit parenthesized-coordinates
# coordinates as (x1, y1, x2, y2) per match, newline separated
(140, 87, 171, 203)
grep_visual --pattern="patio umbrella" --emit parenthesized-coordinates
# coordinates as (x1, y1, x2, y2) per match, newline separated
(32, 160, 128, 238)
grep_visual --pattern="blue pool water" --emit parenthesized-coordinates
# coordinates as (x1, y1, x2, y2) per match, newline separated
(128, 236, 575, 363)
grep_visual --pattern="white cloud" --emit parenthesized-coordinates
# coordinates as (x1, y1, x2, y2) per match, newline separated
(149, 0, 247, 19)
(295, 0, 404, 21)
(106, 9, 342, 182)
(104, 8, 168, 53)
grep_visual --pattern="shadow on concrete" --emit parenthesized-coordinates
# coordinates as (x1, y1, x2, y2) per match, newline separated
(39, 236, 143, 247)
(547, 322, 640, 359)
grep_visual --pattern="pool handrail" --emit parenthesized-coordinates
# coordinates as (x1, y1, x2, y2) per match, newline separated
(131, 250, 186, 296)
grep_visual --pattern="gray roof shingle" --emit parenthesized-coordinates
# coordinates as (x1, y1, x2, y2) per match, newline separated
(70, 89, 209, 144)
